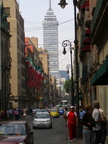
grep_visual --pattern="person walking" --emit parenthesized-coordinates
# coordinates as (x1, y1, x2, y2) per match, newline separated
(92, 101, 103, 144)
(79, 108, 86, 120)
(81, 105, 95, 144)
(66, 106, 77, 142)
(99, 108, 107, 144)
(63, 107, 68, 125)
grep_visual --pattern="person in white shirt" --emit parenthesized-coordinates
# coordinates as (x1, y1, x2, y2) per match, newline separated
(92, 101, 103, 144)
(99, 109, 107, 144)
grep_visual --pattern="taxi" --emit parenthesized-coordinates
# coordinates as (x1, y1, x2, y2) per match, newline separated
(50, 108, 60, 118)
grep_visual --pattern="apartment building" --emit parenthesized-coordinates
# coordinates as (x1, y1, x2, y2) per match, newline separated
(2, 0, 25, 108)
(0, 1, 11, 110)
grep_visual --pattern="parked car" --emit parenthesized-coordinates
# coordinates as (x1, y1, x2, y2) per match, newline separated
(50, 109, 60, 118)
(32, 111, 52, 129)
(0, 121, 34, 144)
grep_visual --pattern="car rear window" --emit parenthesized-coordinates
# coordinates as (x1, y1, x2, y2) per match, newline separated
(35, 113, 50, 118)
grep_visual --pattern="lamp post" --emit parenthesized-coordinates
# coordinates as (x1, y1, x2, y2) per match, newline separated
(66, 64, 74, 106)
(66, 64, 70, 80)
(58, 0, 82, 138)
(58, 0, 79, 118)
(62, 40, 74, 106)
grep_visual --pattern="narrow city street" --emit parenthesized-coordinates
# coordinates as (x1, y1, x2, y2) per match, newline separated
(21, 115, 108, 144)
(22, 115, 69, 144)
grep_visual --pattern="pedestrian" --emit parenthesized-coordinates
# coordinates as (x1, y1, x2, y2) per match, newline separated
(63, 107, 68, 125)
(92, 101, 103, 144)
(66, 106, 77, 142)
(99, 108, 107, 144)
(79, 108, 86, 120)
(81, 105, 95, 144)
(14, 109, 19, 120)
(23, 108, 27, 117)
(1, 110, 7, 121)
(8, 108, 13, 120)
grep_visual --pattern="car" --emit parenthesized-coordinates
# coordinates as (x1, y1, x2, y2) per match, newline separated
(31, 108, 42, 118)
(32, 111, 52, 129)
(59, 108, 64, 115)
(0, 121, 34, 144)
(50, 107, 59, 113)
(50, 109, 60, 118)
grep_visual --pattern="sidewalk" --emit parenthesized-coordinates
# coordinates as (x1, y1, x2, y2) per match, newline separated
(68, 138, 84, 144)
(67, 138, 108, 144)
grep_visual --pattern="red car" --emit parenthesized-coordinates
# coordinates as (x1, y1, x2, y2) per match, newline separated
(0, 121, 34, 144)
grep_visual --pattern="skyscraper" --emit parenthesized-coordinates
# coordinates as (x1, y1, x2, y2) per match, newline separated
(43, 0, 59, 82)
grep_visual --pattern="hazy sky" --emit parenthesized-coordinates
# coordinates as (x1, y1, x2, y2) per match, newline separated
(18, 0, 75, 71)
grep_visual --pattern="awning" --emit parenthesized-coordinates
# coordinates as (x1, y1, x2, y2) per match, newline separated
(81, 45, 90, 52)
(83, 37, 90, 44)
(81, 1, 89, 11)
(85, 28, 91, 37)
(91, 55, 108, 85)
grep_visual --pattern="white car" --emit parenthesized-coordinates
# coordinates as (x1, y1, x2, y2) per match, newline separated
(32, 111, 52, 129)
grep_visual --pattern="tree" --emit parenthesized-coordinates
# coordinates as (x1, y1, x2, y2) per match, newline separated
(64, 79, 71, 94)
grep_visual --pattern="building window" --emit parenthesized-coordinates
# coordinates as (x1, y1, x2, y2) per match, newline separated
(39, 57, 43, 61)
(18, 53, 20, 63)
(18, 68, 20, 78)
(7, 22, 10, 30)
(4, 7, 10, 16)
(18, 84, 21, 93)
(21, 67, 25, 77)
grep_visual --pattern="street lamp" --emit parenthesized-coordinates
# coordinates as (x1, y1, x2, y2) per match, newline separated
(62, 40, 74, 106)
(58, 0, 68, 8)
(58, 0, 82, 138)
(66, 64, 70, 79)
(66, 64, 74, 106)
(58, 0, 79, 117)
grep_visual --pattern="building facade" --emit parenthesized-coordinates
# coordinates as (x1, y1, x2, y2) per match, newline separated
(0, 1, 11, 110)
(2, 0, 25, 108)
(76, 0, 108, 121)
(25, 37, 44, 108)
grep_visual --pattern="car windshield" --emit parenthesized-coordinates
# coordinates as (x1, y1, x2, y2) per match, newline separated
(35, 113, 50, 118)
(0, 123, 26, 135)
(33, 109, 41, 112)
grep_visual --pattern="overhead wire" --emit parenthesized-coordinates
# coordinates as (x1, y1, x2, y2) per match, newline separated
(19, 1, 74, 70)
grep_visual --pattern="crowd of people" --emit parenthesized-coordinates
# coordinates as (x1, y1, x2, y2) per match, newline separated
(0, 107, 32, 121)
(63, 100, 107, 144)
(0, 102, 107, 144)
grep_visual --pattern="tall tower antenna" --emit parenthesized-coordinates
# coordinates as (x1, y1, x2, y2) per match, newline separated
(49, 0, 52, 10)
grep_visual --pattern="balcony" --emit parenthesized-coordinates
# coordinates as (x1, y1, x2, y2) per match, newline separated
(83, 37, 90, 45)
(91, 0, 108, 44)
(81, 65, 88, 83)
(80, 30, 90, 55)
(81, 1, 89, 11)
(85, 28, 91, 37)
(81, 45, 90, 52)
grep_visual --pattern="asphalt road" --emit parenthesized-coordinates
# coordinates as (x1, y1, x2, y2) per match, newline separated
(21, 115, 108, 144)
(22, 114, 69, 144)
